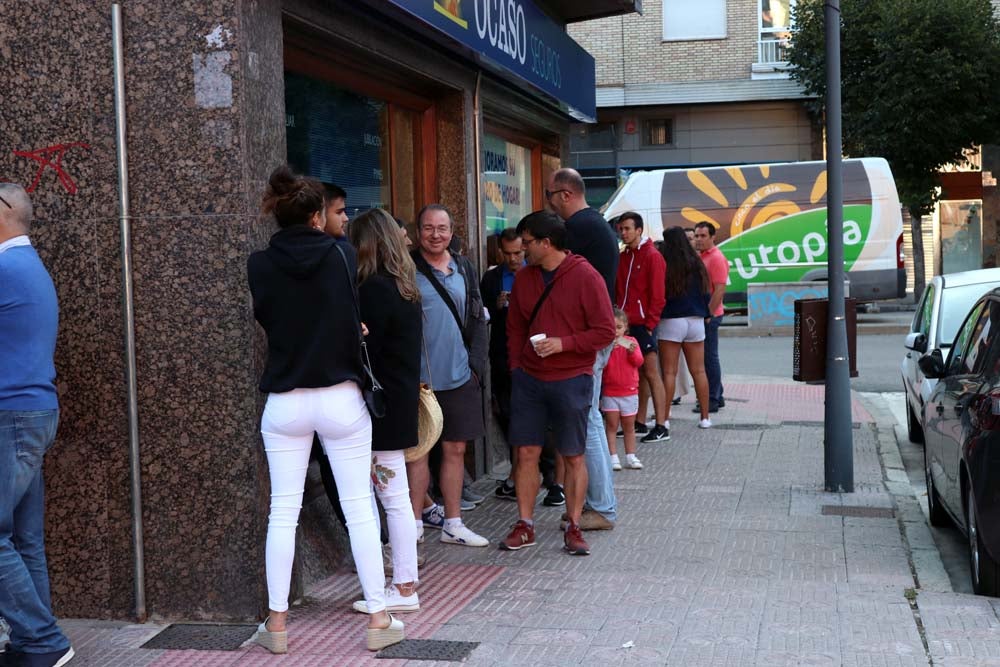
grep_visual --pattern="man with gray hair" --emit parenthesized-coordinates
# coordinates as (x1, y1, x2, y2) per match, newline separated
(0, 184, 75, 667)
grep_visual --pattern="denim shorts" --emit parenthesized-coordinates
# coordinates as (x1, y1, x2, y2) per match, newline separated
(508, 369, 592, 456)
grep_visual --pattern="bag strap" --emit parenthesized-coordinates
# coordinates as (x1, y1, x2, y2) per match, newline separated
(420, 313, 434, 390)
(414, 253, 469, 348)
(334, 243, 363, 337)
(527, 278, 558, 328)
(334, 244, 381, 390)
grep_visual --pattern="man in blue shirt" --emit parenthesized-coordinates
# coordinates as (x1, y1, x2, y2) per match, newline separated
(410, 205, 489, 548)
(0, 183, 74, 667)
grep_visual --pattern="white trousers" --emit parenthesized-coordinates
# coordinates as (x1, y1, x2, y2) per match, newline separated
(371, 450, 419, 585)
(261, 382, 384, 613)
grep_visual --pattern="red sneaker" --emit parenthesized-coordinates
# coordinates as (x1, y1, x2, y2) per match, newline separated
(499, 520, 536, 551)
(564, 523, 590, 556)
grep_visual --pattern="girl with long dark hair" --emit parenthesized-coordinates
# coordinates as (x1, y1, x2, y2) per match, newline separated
(656, 226, 713, 430)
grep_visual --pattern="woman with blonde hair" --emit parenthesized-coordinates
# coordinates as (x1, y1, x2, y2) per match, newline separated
(247, 168, 402, 653)
(347, 208, 423, 614)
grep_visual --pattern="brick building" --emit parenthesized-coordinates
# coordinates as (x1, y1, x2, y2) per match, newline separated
(568, 0, 822, 206)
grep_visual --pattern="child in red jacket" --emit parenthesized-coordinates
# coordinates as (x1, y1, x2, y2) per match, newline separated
(601, 309, 646, 470)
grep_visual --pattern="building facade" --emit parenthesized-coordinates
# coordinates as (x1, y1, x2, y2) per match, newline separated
(0, 0, 634, 621)
(568, 0, 822, 207)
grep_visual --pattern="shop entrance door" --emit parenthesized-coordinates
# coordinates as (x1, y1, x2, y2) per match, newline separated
(940, 200, 983, 274)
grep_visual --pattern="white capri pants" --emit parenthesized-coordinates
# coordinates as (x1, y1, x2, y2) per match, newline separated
(261, 381, 387, 613)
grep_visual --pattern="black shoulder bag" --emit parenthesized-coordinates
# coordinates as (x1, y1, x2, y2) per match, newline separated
(527, 279, 557, 328)
(335, 244, 386, 418)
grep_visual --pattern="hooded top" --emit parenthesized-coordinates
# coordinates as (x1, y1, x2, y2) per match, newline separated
(507, 253, 616, 381)
(615, 236, 666, 331)
(247, 225, 362, 393)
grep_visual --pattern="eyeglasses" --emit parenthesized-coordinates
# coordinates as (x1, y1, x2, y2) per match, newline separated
(0, 194, 10, 209)
(544, 189, 570, 200)
(522, 236, 545, 246)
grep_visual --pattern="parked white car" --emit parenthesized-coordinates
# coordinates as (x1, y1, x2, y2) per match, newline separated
(901, 268, 1000, 442)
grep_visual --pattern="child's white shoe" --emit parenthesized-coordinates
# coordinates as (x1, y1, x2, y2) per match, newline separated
(610, 454, 622, 471)
(626, 454, 643, 469)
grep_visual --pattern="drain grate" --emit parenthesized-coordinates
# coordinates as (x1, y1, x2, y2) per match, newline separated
(376, 639, 479, 661)
(140, 623, 257, 651)
(711, 423, 775, 430)
(782, 420, 863, 429)
(821, 505, 895, 519)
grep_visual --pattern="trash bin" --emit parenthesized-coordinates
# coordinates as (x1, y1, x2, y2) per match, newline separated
(793, 297, 859, 382)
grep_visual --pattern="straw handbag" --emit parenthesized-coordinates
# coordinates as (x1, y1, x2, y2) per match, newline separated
(405, 335, 443, 462)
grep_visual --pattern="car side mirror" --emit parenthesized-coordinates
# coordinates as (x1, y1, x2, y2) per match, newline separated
(918, 348, 946, 379)
(905, 332, 928, 353)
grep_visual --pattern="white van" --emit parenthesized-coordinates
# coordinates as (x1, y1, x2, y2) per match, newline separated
(601, 158, 906, 306)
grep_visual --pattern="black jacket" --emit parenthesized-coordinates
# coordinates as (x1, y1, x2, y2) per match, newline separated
(359, 273, 422, 451)
(247, 226, 362, 393)
(480, 265, 509, 370)
(411, 250, 488, 384)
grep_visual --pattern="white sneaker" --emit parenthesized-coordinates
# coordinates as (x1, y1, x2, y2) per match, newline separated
(626, 454, 643, 469)
(353, 586, 420, 614)
(441, 523, 489, 547)
(699, 418, 712, 429)
(610, 454, 622, 471)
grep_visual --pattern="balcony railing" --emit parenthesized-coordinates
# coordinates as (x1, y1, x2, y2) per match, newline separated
(757, 38, 790, 65)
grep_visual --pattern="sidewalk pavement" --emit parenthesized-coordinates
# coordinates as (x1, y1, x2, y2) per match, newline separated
(57, 377, 1000, 666)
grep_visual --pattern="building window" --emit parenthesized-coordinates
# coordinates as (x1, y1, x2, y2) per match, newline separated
(284, 71, 423, 222)
(759, 0, 793, 64)
(643, 119, 673, 146)
(662, 0, 726, 41)
(481, 134, 533, 235)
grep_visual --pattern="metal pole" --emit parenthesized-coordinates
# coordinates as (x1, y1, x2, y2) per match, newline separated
(112, 3, 148, 621)
(823, 0, 853, 492)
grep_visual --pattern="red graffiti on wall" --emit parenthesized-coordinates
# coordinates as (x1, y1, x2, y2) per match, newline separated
(12, 142, 91, 194)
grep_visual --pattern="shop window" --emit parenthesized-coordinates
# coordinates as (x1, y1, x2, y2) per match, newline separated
(662, 0, 726, 41)
(482, 134, 533, 235)
(643, 119, 673, 146)
(284, 71, 423, 223)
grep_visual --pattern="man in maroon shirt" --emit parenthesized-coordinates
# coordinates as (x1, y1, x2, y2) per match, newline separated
(500, 211, 615, 556)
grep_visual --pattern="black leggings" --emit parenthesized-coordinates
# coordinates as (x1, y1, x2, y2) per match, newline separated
(311, 436, 389, 544)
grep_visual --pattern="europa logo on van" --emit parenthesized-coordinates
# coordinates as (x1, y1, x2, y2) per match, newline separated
(658, 160, 875, 294)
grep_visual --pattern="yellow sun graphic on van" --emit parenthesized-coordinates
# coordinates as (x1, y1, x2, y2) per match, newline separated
(680, 166, 830, 238)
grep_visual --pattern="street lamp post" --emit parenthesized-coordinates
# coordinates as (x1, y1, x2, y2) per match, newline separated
(824, 0, 854, 492)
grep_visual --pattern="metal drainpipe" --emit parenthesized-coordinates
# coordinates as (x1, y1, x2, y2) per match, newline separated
(112, 3, 148, 622)
(473, 71, 484, 272)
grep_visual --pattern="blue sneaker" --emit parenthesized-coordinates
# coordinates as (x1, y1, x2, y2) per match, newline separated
(421, 504, 445, 530)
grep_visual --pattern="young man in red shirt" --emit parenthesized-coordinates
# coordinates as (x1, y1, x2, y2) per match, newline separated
(694, 221, 729, 412)
(501, 211, 615, 555)
(615, 212, 668, 442)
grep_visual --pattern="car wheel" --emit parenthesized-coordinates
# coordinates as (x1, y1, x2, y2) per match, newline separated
(925, 447, 948, 527)
(967, 484, 1000, 597)
(907, 400, 924, 444)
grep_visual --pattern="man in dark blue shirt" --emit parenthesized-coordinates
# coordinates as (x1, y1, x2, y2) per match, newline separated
(545, 168, 619, 532)
(0, 183, 74, 667)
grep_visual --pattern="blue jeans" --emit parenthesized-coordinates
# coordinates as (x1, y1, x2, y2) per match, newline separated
(584, 344, 617, 522)
(705, 316, 724, 404)
(0, 409, 70, 655)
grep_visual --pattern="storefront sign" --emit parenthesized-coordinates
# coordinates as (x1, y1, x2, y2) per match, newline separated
(384, 0, 596, 121)
(482, 134, 532, 234)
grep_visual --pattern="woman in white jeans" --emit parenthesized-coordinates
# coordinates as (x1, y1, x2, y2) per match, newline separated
(247, 166, 403, 653)
(346, 208, 422, 614)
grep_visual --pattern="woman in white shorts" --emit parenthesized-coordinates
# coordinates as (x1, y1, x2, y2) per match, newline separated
(655, 227, 713, 429)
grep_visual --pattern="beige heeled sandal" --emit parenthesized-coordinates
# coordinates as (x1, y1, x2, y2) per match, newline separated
(366, 613, 405, 651)
(255, 617, 288, 654)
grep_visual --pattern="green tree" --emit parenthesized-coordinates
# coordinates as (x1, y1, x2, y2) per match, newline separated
(789, 0, 1000, 299)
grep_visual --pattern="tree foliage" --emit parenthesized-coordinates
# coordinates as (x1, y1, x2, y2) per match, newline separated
(789, 0, 1000, 295)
